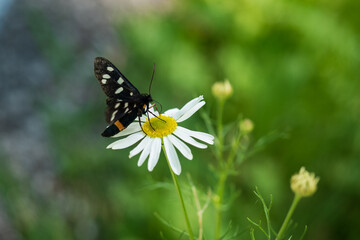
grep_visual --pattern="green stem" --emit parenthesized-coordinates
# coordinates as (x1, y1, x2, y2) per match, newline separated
(215, 171, 228, 239)
(216, 100, 225, 159)
(215, 99, 226, 239)
(275, 194, 302, 240)
(214, 145, 238, 239)
(163, 145, 194, 240)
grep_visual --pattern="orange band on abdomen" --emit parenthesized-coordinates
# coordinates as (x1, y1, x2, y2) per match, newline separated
(114, 120, 125, 131)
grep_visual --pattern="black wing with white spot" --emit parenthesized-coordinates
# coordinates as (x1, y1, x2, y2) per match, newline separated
(105, 98, 139, 124)
(94, 57, 152, 137)
(94, 57, 140, 100)
(101, 98, 141, 137)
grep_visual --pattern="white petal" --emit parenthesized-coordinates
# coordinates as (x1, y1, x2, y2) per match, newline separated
(173, 128, 207, 149)
(111, 122, 142, 138)
(168, 134, 193, 160)
(177, 126, 214, 145)
(177, 101, 205, 122)
(172, 96, 204, 120)
(129, 136, 151, 158)
(163, 136, 181, 175)
(137, 138, 153, 166)
(147, 138, 162, 172)
(107, 132, 145, 149)
(164, 108, 179, 117)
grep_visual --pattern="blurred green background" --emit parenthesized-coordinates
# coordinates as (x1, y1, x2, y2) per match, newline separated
(0, 0, 359, 239)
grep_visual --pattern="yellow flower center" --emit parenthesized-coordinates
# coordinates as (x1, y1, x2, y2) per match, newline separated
(143, 115, 177, 138)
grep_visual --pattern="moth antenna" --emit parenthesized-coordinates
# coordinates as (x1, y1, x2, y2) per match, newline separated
(149, 63, 155, 94)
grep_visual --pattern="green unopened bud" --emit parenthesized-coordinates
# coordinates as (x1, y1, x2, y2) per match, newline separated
(291, 167, 319, 197)
(212, 79, 233, 100)
(239, 118, 254, 134)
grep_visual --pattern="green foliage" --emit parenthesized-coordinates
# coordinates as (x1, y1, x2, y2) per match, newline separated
(247, 188, 273, 240)
(2, 0, 359, 239)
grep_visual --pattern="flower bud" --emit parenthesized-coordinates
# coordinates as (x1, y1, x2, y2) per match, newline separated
(291, 167, 319, 197)
(212, 79, 233, 100)
(239, 118, 254, 134)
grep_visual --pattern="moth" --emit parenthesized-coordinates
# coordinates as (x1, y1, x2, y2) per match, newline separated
(94, 57, 154, 137)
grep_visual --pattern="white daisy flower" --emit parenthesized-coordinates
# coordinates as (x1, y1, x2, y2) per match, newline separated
(106, 96, 214, 175)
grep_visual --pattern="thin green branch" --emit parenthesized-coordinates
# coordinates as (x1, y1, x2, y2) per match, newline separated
(216, 99, 225, 160)
(254, 187, 272, 239)
(247, 218, 269, 239)
(163, 145, 194, 240)
(299, 225, 308, 240)
(188, 174, 211, 240)
(275, 194, 302, 240)
(154, 212, 188, 236)
(250, 228, 256, 240)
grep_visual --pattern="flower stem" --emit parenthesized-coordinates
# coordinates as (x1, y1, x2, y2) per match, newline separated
(216, 100, 225, 158)
(215, 171, 227, 239)
(163, 146, 194, 240)
(275, 194, 302, 240)
(215, 99, 226, 239)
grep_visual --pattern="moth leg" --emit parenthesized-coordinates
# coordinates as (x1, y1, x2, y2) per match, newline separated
(137, 109, 147, 134)
(147, 103, 166, 122)
(149, 103, 156, 109)
(146, 110, 155, 131)
(152, 100, 163, 114)
(141, 105, 155, 131)
(153, 104, 161, 114)
(149, 110, 166, 123)
(138, 116, 146, 134)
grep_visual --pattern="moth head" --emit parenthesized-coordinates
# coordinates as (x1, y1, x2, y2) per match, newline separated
(142, 93, 153, 103)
